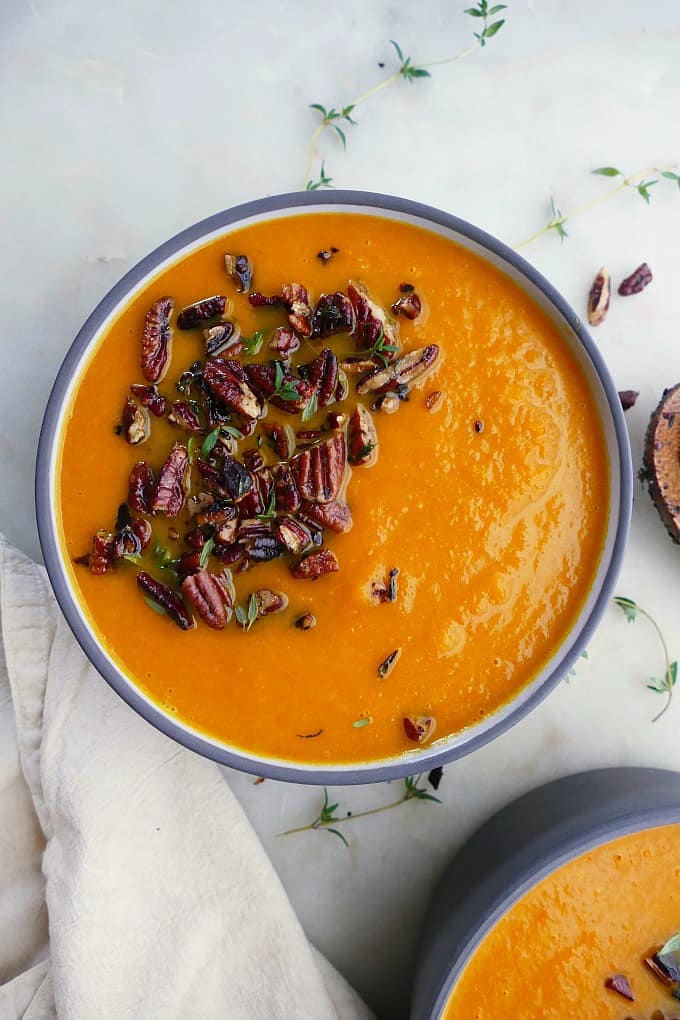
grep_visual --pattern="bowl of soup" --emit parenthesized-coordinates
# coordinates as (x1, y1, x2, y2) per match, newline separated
(35, 191, 632, 783)
(412, 767, 680, 1019)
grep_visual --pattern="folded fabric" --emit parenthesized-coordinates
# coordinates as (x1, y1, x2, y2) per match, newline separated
(0, 536, 374, 1020)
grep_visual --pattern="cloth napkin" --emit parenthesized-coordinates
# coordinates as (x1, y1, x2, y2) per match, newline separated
(0, 535, 374, 1020)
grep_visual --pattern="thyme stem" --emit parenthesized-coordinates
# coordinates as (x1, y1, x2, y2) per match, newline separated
(635, 606, 674, 722)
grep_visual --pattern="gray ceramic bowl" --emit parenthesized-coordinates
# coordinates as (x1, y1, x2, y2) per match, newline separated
(35, 192, 632, 785)
(412, 766, 680, 1019)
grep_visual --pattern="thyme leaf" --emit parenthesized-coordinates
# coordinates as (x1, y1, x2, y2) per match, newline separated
(242, 330, 266, 356)
(613, 596, 676, 721)
(301, 391, 318, 422)
(257, 492, 277, 520)
(199, 537, 214, 568)
(144, 597, 167, 616)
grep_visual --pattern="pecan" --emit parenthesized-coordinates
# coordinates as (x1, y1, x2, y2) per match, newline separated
(176, 360, 203, 395)
(151, 443, 190, 517)
(391, 292, 422, 319)
(377, 648, 402, 679)
(137, 571, 194, 630)
(273, 462, 301, 512)
(403, 714, 437, 744)
(372, 393, 400, 414)
(347, 280, 398, 351)
(301, 499, 352, 534)
(295, 612, 316, 629)
(248, 292, 283, 307)
(237, 468, 266, 518)
(348, 404, 378, 466)
(372, 567, 399, 603)
(168, 527, 179, 540)
(215, 517, 238, 544)
(168, 400, 204, 434)
(311, 292, 355, 338)
(261, 421, 295, 459)
(604, 975, 634, 1002)
(290, 548, 339, 579)
(176, 294, 226, 329)
(128, 461, 155, 514)
(221, 456, 253, 501)
(130, 383, 166, 417)
(182, 569, 234, 629)
(244, 362, 315, 414)
(195, 499, 237, 528)
(587, 267, 611, 326)
(215, 542, 244, 566)
(290, 432, 346, 504)
(203, 321, 242, 357)
(618, 389, 639, 411)
(184, 526, 205, 549)
(274, 515, 312, 555)
(133, 518, 152, 549)
(327, 411, 347, 430)
(195, 459, 227, 496)
(90, 529, 114, 574)
(254, 588, 289, 616)
(619, 262, 653, 296)
(243, 449, 265, 473)
(176, 551, 201, 579)
(203, 359, 263, 419)
(357, 344, 440, 395)
(474, 419, 484, 434)
(296, 429, 325, 445)
(269, 326, 300, 359)
(425, 390, 444, 413)
(306, 348, 339, 407)
(282, 282, 313, 336)
(111, 522, 143, 560)
(238, 519, 283, 563)
(224, 253, 253, 293)
(188, 491, 216, 517)
(340, 357, 377, 376)
(316, 247, 339, 263)
(141, 296, 174, 383)
(122, 397, 150, 445)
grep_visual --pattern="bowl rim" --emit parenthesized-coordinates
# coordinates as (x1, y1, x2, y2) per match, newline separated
(35, 189, 633, 784)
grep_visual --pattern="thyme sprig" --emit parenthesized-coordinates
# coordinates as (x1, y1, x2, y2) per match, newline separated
(280, 774, 441, 847)
(272, 361, 304, 403)
(613, 596, 677, 722)
(235, 593, 259, 632)
(303, 4, 507, 190)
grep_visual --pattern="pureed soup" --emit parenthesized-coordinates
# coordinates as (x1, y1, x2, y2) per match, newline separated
(58, 212, 609, 765)
(442, 824, 680, 1019)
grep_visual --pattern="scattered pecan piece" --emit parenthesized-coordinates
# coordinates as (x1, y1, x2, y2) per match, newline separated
(130, 383, 166, 417)
(275, 515, 312, 555)
(619, 262, 653, 295)
(151, 443, 190, 518)
(128, 462, 155, 514)
(327, 411, 347, 430)
(111, 521, 143, 561)
(177, 294, 226, 329)
(474, 419, 485, 433)
(372, 393, 400, 414)
(348, 404, 378, 466)
(290, 548, 339, 579)
(295, 429, 325, 445)
(184, 527, 205, 549)
(282, 282, 313, 336)
(243, 449, 265, 473)
(168, 400, 204, 434)
(188, 491, 217, 517)
(391, 291, 422, 319)
(295, 612, 316, 630)
(195, 459, 227, 496)
(269, 326, 301, 359)
(176, 551, 201, 580)
(195, 498, 237, 528)
(311, 292, 355, 338)
(90, 530, 114, 574)
(340, 357, 378, 376)
(238, 519, 283, 563)
(372, 567, 399, 603)
(619, 389, 639, 411)
(203, 321, 242, 357)
(176, 359, 203, 395)
(644, 954, 674, 987)
(137, 571, 194, 630)
(254, 588, 289, 616)
(261, 421, 296, 459)
(425, 390, 444, 413)
(316, 247, 339, 263)
(121, 397, 151, 445)
(141, 296, 174, 383)
(203, 358, 263, 419)
(290, 432, 346, 503)
(347, 280, 398, 351)
(272, 462, 301, 512)
(378, 648, 402, 679)
(357, 344, 439, 395)
(301, 499, 352, 534)
(605, 975, 634, 1002)
(403, 714, 437, 744)
(166, 526, 178, 540)
(587, 267, 611, 326)
(182, 569, 234, 629)
(306, 347, 339, 407)
(244, 362, 315, 414)
(248, 292, 283, 307)
(221, 456, 253, 501)
(224, 254, 253, 293)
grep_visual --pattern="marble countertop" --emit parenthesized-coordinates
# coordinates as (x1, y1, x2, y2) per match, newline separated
(3, 0, 680, 1015)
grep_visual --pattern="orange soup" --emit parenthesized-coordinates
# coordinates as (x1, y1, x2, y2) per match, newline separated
(442, 824, 680, 1019)
(58, 212, 608, 764)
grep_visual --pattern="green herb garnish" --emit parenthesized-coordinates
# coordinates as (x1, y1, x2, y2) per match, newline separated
(389, 39, 431, 82)
(201, 428, 221, 458)
(352, 717, 372, 728)
(235, 593, 259, 632)
(144, 597, 167, 616)
(199, 537, 214, 568)
(272, 362, 303, 403)
(464, 1, 506, 46)
(153, 540, 177, 575)
(613, 596, 677, 721)
(122, 553, 143, 565)
(186, 436, 196, 464)
(242, 330, 266, 356)
(305, 160, 334, 192)
(301, 391, 318, 423)
(257, 492, 277, 520)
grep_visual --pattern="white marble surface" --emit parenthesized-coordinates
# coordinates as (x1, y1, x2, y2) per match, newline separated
(3, 1, 680, 1016)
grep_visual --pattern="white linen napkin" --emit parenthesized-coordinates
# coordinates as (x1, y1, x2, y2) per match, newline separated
(0, 535, 374, 1020)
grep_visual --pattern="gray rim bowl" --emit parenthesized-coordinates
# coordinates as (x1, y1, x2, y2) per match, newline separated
(35, 191, 633, 785)
(411, 766, 680, 1019)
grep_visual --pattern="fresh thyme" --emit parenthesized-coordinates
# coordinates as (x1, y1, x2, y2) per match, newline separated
(272, 361, 304, 403)
(153, 540, 177, 575)
(281, 774, 441, 846)
(301, 391, 318, 422)
(241, 330, 266, 356)
(613, 596, 677, 722)
(235, 592, 259, 631)
(144, 596, 167, 616)
(186, 436, 196, 464)
(199, 536, 214, 568)
(257, 492, 277, 520)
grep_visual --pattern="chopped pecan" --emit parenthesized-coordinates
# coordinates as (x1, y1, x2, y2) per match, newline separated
(238, 519, 283, 563)
(301, 499, 352, 534)
(340, 357, 378, 376)
(182, 569, 234, 629)
(425, 390, 444, 412)
(244, 362, 315, 414)
(377, 648, 402, 679)
(195, 459, 227, 496)
(121, 397, 150, 445)
(290, 548, 339, 579)
(296, 429, 325, 445)
(137, 571, 194, 630)
(604, 975, 634, 1002)
(203, 321, 242, 357)
(203, 359, 263, 419)
(282, 282, 313, 336)
(269, 326, 300, 359)
(195, 499, 237, 528)
(619, 389, 639, 411)
(347, 280, 398, 351)
(272, 462, 301, 512)
(215, 517, 238, 544)
(357, 344, 440, 395)
(295, 612, 316, 630)
(587, 267, 611, 326)
(176, 360, 203, 395)
(168, 400, 204, 434)
(215, 542, 244, 566)
(306, 348, 339, 407)
(403, 714, 436, 744)
(90, 530, 114, 574)
(474, 419, 484, 434)
(112, 522, 142, 560)
(168, 527, 179, 541)
(128, 461, 155, 514)
(176, 551, 201, 579)
(316, 247, 339, 263)
(177, 294, 226, 329)
(327, 411, 347, 430)
(141, 296, 174, 383)
(261, 421, 296, 459)
(130, 383, 166, 417)
(224, 254, 253, 293)
(311, 292, 355, 339)
(290, 432, 346, 504)
(254, 588, 289, 616)
(619, 262, 653, 296)
(221, 456, 253, 501)
(131, 518, 152, 550)
(372, 393, 400, 414)
(391, 292, 422, 320)
(372, 567, 399, 603)
(237, 467, 268, 518)
(243, 449, 265, 473)
(184, 526, 205, 549)
(151, 443, 190, 517)
(348, 404, 378, 465)
(275, 515, 312, 555)
(188, 491, 216, 517)
(248, 292, 283, 307)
